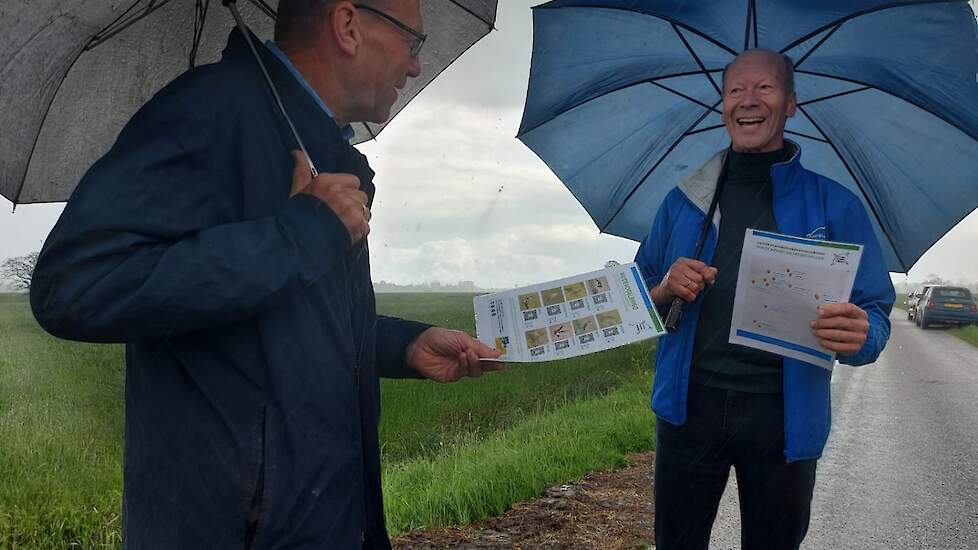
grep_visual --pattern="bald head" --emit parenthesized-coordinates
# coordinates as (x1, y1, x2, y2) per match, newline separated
(720, 48, 797, 153)
(723, 49, 795, 96)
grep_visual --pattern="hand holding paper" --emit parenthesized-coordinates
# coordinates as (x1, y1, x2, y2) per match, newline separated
(406, 328, 504, 382)
(810, 303, 869, 356)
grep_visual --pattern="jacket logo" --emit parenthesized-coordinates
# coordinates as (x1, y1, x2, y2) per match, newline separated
(805, 226, 827, 240)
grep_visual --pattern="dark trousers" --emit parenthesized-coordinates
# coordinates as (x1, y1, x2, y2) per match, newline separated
(654, 382, 818, 550)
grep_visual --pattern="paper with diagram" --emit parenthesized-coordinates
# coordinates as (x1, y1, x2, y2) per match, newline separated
(474, 263, 665, 362)
(730, 229, 863, 370)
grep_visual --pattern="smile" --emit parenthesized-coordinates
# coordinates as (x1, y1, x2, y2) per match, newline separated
(736, 117, 765, 126)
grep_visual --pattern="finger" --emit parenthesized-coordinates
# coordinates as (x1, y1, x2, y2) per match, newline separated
(818, 338, 862, 355)
(671, 283, 698, 303)
(677, 258, 709, 271)
(818, 302, 866, 319)
(465, 348, 483, 378)
(470, 336, 502, 359)
(703, 267, 719, 285)
(479, 360, 506, 372)
(458, 352, 472, 379)
(811, 315, 869, 332)
(290, 150, 312, 197)
(813, 328, 867, 344)
(315, 172, 361, 190)
(679, 267, 706, 284)
(362, 205, 372, 223)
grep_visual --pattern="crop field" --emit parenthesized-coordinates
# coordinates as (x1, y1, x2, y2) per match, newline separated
(0, 293, 657, 547)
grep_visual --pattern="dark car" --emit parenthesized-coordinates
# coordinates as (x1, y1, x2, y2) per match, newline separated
(915, 286, 978, 328)
(906, 284, 936, 321)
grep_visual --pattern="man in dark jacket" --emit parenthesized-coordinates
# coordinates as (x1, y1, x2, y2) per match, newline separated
(29, 1, 501, 548)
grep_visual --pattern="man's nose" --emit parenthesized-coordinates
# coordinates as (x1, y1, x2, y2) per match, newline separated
(407, 55, 422, 78)
(741, 89, 760, 107)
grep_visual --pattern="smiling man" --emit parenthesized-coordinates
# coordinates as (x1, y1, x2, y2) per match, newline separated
(635, 49, 894, 550)
(30, 1, 502, 549)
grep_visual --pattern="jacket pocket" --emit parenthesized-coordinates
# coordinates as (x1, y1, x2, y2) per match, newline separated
(245, 406, 267, 549)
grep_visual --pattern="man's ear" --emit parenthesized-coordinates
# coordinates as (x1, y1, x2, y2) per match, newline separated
(786, 91, 798, 118)
(329, 2, 362, 57)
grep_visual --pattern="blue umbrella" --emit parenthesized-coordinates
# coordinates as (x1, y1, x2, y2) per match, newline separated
(517, 0, 978, 273)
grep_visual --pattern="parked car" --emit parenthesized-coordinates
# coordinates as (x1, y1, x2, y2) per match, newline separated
(906, 284, 936, 321)
(915, 286, 978, 328)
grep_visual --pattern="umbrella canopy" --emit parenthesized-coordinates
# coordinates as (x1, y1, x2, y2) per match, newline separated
(517, 0, 978, 273)
(0, 0, 496, 205)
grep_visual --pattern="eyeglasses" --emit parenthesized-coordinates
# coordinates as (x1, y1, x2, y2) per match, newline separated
(354, 4, 427, 58)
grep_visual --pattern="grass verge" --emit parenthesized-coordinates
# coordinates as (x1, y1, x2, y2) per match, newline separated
(383, 373, 653, 533)
(948, 324, 978, 348)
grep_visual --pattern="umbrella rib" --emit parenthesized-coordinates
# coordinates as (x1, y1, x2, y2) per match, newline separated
(796, 105, 910, 271)
(779, 0, 964, 54)
(12, 37, 92, 204)
(601, 100, 722, 233)
(448, 0, 496, 29)
(243, 0, 277, 19)
(795, 69, 978, 142)
(651, 82, 722, 114)
(534, 5, 740, 57)
(672, 24, 722, 98)
(519, 69, 724, 137)
(189, 0, 211, 70)
(86, 0, 179, 51)
(784, 130, 829, 144)
(743, 0, 752, 51)
(686, 124, 725, 137)
(790, 23, 843, 67)
(798, 87, 872, 107)
(752, 0, 759, 48)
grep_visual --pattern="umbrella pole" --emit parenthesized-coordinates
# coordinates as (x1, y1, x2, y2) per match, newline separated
(222, 0, 320, 178)
(664, 148, 731, 332)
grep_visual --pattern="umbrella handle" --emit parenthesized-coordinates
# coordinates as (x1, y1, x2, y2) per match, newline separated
(223, 0, 319, 178)
(664, 297, 684, 333)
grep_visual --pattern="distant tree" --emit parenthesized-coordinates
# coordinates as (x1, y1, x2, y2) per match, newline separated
(921, 273, 945, 285)
(1, 251, 39, 290)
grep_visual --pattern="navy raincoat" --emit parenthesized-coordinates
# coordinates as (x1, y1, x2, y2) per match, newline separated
(30, 29, 429, 549)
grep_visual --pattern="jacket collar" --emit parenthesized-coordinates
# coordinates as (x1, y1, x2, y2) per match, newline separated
(221, 28, 351, 153)
(677, 139, 804, 218)
(220, 28, 376, 202)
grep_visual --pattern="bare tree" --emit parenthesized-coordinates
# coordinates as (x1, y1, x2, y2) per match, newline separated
(1, 251, 39, 290)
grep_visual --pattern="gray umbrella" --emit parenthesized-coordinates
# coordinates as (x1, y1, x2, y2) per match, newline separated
(0, 0, 497, 205)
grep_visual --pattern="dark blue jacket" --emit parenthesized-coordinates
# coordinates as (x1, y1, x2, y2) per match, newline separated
(30, 29, 429, 549)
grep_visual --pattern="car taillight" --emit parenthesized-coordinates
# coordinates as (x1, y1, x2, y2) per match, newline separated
(971, 303, 977, 313)
(927, 300, 935, 309)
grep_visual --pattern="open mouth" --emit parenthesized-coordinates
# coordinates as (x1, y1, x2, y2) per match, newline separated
(737, 117, 765, 126)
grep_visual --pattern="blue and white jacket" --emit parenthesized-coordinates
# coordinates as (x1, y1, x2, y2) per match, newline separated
(635, 143, 895, 462)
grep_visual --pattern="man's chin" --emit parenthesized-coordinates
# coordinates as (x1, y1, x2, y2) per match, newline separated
(365, 106, 395, 125)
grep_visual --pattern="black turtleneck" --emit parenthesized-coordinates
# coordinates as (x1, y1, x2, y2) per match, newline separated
(690, 145, 791, 394)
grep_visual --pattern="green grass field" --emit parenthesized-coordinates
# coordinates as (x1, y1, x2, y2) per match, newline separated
(0, 293, 657, 547)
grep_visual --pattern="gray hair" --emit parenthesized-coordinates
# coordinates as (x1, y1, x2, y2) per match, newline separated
(721, 49, 795, 96)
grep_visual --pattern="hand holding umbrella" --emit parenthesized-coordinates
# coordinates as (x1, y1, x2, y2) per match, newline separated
(652, 257, 718, 305)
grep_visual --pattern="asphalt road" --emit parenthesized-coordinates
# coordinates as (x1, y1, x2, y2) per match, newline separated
(708, 311, 978, 549)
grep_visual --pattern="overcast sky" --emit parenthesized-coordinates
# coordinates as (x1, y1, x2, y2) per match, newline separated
(2, 1, 977, 289)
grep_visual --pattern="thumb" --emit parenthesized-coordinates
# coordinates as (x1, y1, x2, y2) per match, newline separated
(471, 336, 501, 358)
(289, 150, 313, 197)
